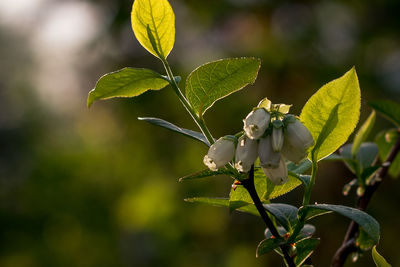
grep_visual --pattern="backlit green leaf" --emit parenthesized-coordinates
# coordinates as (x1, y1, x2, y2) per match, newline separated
(262, 171, 302, 200)
(87, 68, 169, 107)
(229, 185, 253, 211)
(131, 0, 175, 59)
(300, 68, 361, 161)
(229, 170, 266, 211)
(257, 97, 272, 110)
(372, 246, 392, 267)
(369, 100, 400, 127)
(288, 172, 311, 187)
(287, 159, 312, 174)
(352, 111, 376, 157)
(257, 98, 291, 114)
(185, 58, 261, 116)
(277, 104, 292, 114)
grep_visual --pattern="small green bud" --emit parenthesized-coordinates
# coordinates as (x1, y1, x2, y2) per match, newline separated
(288, 243, 297, 257)
(351, 252, 359, 262)
(356, 186, 365, 197)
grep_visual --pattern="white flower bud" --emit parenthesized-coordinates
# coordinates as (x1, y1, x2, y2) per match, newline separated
(203, 137, 235, 171)
(234, 136, 258, 172)
(258, 135, 281, 168)
(243, 108, 271, 140)
(282, 119, 314, 164)
(262, 156, 288, 185)
(272, 127, 284, 152)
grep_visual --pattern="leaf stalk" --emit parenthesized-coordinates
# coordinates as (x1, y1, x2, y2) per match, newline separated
(161, 59, 215, 146)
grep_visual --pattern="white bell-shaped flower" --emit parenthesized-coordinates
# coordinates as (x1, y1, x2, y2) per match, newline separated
(262, 156, 288, 185)
(282, 118, 314, 164)
(234, 136, 258, 172)
(258, 135, 280, 168)
(271, 127, 284, 152)
(203, 137, 235, 171)
(243, 108, 271, 140)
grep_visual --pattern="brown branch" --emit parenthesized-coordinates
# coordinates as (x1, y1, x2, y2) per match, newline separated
(331, 129, 400, 267)
(241, 166, 296, 267)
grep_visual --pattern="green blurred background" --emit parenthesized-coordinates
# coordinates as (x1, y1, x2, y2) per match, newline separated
(1, 0, 400, 266)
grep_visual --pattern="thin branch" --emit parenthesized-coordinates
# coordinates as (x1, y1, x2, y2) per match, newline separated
(241, 166, 296, 267)
(331, 129, 400, 267)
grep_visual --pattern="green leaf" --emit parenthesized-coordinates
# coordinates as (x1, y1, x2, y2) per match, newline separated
(277, 104, 292, 114)
(361, 166, 380, 182)
(357, 143, 379, 171)
(257, 98, 292, 114)
(87, 68, 169, 107)
(352, 111, 376, 157)
(229, 171, 266, 211)
(296, 224, 316, 241)
(300, 67, 361, 161)
(372, 246, 392, 267)
(294, 238, 320, 266)
(256, 237, 285, 258)
(138, 117, 209, 146)
(375, 129, 400, 178)
(229, 186, 253, 212)
(257, 97, 272, 110)
(179, 168, 232, 182)
(131, 0, 175, 59)
(288, 172, 311, 187)
(300, 208, 333, 221)
(265, 226, 288, 239)
(262, 171, 302, 200)
(184, 197, 259, 216)
(340, 143, 378, 176)
(287, 159, 312, 174)
(241, 167, 302, 202)
(357, 229, 376, 251)
(264, 224, 315, 242)
(340, 144, 358, 174)
(322, 153, 344, 161)
(263, 204, 298, 232)
(185, 58, 261, 116)
(369, 100, 400, 127)
(299, 204, 380, 243)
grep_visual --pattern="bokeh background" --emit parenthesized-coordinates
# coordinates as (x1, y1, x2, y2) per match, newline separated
(1, 0, 400, 266)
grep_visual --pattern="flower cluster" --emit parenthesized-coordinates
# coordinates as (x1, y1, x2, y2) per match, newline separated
(203, 98, 314, 185)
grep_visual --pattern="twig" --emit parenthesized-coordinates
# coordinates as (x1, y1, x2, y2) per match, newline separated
(331, 129, 400, 267)
(242, 166, 296, 267)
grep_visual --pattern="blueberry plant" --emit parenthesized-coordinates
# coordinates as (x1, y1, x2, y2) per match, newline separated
(88, 0, 399, 266)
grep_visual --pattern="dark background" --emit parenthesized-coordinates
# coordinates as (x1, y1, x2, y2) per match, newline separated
(1, 0, 400, 266)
